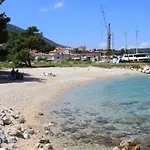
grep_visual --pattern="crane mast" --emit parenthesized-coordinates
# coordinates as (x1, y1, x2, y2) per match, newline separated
(107, 23, 111, 50)
(100, 5, 107, 32)
(100, 5, 111, 55)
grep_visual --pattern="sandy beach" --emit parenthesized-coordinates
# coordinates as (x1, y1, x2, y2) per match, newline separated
(0, 67, 141, 150)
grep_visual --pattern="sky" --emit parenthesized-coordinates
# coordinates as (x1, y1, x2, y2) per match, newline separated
(1, 0, 150, 50)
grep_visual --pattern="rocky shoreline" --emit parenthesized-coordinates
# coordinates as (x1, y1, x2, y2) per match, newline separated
(0, 106, 147, 150)
(0, 67, 146, 150)
(0, 107, 54, 150)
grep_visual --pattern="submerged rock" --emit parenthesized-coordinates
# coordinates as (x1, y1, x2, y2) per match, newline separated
(94, 116, 109, 125)
(120, 139, 140, 150)
(61, 126, 78, 133)
(103, 125, 116, 131)
(120, 139, 136, 147)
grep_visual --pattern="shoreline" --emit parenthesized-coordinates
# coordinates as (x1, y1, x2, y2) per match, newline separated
(0, 67, 142, 149)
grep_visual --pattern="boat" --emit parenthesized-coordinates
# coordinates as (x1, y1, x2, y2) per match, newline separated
(121, 53, 150, 62)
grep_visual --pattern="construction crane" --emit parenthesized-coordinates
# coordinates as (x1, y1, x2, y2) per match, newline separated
(100, 5, 111, 57)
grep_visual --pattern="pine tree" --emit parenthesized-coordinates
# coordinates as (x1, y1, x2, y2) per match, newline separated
(0, 0, 10, 44)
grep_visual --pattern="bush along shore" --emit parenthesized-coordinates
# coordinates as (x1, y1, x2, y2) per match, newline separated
(0, 61, 149, 69)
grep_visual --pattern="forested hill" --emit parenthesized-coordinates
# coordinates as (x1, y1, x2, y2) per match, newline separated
(7, 24, 67, 48)
(127, 48, 150, 54)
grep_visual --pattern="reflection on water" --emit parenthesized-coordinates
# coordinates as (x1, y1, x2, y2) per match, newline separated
(47, 75, 150, 148)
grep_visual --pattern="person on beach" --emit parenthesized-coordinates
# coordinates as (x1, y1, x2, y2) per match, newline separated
(43, 72, 56, 77)
(11, 68, 16, 80)
(16, 69, 19, 76)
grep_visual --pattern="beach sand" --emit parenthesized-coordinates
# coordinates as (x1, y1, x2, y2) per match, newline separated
(0, 67, 141, 149)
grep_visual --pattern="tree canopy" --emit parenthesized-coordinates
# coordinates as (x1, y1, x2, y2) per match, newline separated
(0, 0, 10, 44)
(0, 0, 10, 61)
(0, 0, 55, 66)
(7, 26, 55, 67)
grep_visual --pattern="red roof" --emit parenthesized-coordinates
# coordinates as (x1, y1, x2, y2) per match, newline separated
(71, 53, 100, 57)
(82, 53, 100, 56)
(29, 50, 48, 56)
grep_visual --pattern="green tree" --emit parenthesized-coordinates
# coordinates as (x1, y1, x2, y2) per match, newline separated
(0, 0, 10, 60)
(110, 49, 115, 55)
(120, 48, 125, 55)
(0, 0, 10, 44)
(7, 26, 52, 67)
(39, 39, 55, 53)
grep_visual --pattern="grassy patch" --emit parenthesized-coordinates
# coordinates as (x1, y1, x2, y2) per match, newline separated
(0, 62, 14, 69)
(0, 60, 149, 70)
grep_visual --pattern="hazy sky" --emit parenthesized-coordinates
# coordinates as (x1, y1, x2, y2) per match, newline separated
(1, 0, 150, 49)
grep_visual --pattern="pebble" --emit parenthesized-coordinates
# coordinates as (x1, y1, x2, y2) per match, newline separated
(39, 138, 50, 144)
(7, 136, 18, 144)
(112, 147, 120, 150)
(0, 119, 4, 126)
(3, 116, 12, 125)
(7, 127, 23, 138)
(0, 130, 7, 143)
(43, 143, 53, 150)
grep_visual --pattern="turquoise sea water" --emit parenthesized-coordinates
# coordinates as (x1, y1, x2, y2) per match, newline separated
(48, 75, 150, 148)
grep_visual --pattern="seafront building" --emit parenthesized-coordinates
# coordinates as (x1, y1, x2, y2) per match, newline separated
(30, 46, 101, 62)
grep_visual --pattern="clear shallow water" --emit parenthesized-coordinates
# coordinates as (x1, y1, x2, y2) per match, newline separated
(48, 75, 150, 148)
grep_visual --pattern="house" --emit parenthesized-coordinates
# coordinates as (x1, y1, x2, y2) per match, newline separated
(71, 53, 101, 62)
(48, 53, 72, 62)
(29, 49, 101, 62)
(80, 53, 101, 62)
(50, 47, 65, 53)
(78, 46, 86, 51)
(71, 54, 81, 61)
(49, 47, 74, 54)
(30, 50, 50, 61)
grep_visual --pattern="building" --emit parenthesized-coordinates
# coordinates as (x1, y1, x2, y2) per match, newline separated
(71, 52, 101, 62)
(77, 46, 86, 51)
(30, 50, 50, 61)
(49, 47, 74, 54)
(30, 49, 101, 62)
(48, 53, 72, 62)
(81, 53, 101, 62)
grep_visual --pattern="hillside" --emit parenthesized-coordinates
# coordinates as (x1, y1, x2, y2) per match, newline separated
(7, 24, 67, 48)
(127, 48, 150, 53)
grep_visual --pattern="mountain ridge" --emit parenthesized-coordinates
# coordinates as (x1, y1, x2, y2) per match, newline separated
(7, 24, 67, 48)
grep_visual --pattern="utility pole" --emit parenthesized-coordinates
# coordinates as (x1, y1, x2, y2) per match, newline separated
(112, 33, 114, 50)
(101, 28, 103, 40)
(135, 21, 139, 54)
